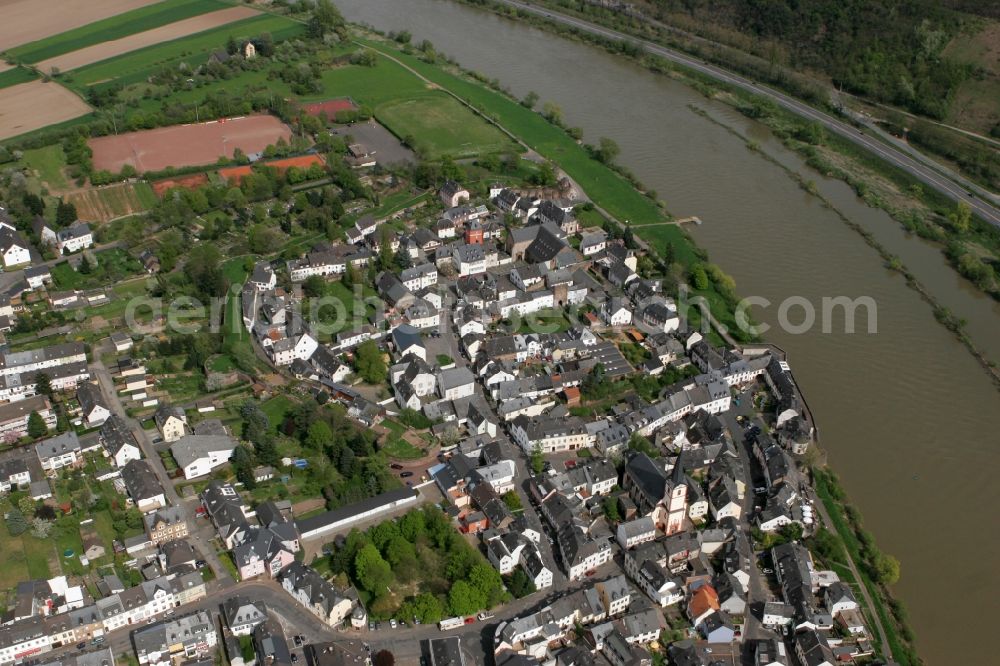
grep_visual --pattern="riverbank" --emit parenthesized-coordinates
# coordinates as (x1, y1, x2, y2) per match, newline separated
(453, 0, 1000, 308)
(354, 33, 754, 342)
(687, 103, 1000, 392)
(353, 28, 919, 664)
(812, 467, 920, 666)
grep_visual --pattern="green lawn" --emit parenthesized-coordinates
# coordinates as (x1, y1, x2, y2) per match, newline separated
(68, 14, 305, 89)
(381, 437, 424, 460)
(0, 66, 39, 89)
(7, 0, 231, 64)
(22, 144, 69, 189)
(223, 257, 251, 350)
(377, 93, 518, 158)
(261, 395, 294, 432)
(360, 39, 669, 228)
(50, 248, 145, 291)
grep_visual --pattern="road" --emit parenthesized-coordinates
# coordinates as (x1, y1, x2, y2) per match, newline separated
(90, 344, 234, 585)
(494, 0, 1000, 228)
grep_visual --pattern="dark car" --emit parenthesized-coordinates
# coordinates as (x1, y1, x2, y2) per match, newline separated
(400, 471, 414, 478)
(390, 463, 404, 470)
(76, 642, 87, 650)
(291, 655, 298, 663)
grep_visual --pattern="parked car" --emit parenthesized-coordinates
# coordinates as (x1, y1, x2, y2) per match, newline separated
(291, 655, 298, 663)
(389, 619, 397, 629)
(368, 621, 376, 631)
(76, 643, 87, 650)
(390, 463, 404, 470)
(164, 610, 175, 616)
(400, 471, 414, 478)
(477, 611, 494, 621)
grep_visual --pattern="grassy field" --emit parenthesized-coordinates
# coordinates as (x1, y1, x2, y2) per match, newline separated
(377, 93, 518, 158)
(0, 66, 39, 89)
(360, 40, 669, 227)
(261, 395, 294, 433)
(22, 144, 69, 189)
(51, 248, 144, 290)
(7, 0, 231, 64)
(67, 14, 305, 89)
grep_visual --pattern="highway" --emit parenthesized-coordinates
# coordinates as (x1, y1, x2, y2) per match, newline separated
(494, 0, 1000, 229)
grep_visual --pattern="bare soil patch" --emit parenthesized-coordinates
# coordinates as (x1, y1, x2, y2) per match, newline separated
(66, 182, 151, 222)
(151, 173, 209, 197)
(0, 80, 91, 141)
(35, 6, 261, 73)
(89, 115, 291, 173)
(0, 0, 161, 50)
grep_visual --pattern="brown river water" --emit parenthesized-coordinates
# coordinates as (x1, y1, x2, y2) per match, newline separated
(337, 1, 1000, 661)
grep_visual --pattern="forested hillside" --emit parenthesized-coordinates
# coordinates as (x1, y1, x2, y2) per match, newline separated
(643, 0, 969, 120)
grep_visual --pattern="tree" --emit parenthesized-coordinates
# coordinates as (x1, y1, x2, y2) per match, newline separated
(521, 91, 539, 109)
(31, 518, 53, 539)
(27, 411, 48, 439)
(948, 201, 972, 234)
(372, 651, 394, 666)
(303, 275, 327, 298)
(232, 446, 256, 489)
(502, 491, 522, 512)
(55, 199, 77, 227)
(354, 543, 393, 594)
(226, 35, 239, 55)
(448, 580, 483, 616)
(353, 340, 386, 384)
(530, 444, 545, 475)
(506, 568, 536, 598)
(872, 552, 901, 585)
(602, 496, 621, 523)
(307, 0, 345, 38)
(34, 372, 53, 399)
(254, 434, 280, 466)
(596, 137, 620, 164)
(5, 507, 28, 536)
(690, 265, 710, 291)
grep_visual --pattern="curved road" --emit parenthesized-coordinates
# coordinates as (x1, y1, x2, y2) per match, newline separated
(494, 0, 1000, 228)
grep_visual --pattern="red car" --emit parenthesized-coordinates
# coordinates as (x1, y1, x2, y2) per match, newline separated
(464, 617, 476, 625)
(390, 463, 404, 470)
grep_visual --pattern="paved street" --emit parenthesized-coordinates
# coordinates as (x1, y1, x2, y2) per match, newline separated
(496, 0, 1000, 228)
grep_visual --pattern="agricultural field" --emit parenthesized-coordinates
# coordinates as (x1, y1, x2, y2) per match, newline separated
(67, 14, 305, 89)
(7, 0, 231, 64)
(35, 6, 261, 74)
(0, 67, 39, 90)
(66, 182, 157, 221)
(377, 93, 519, 158)
(0, 0, 161, 51)
(88, 115, 292, 173)
(0, 80, 92, 141)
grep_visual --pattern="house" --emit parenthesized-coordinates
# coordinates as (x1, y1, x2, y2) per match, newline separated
(131, 610, 218, 666)
(391, 324, 426, 361)
(233, 527, 297, 580)
(616, 516, 656, 550)
(249, 262, 277, 291)
(440, 181, 470, 208)
(110, 332, 133, 353)
(81, 530, 106, 560)
(100, 415, 142, 468)
(253, 615, 292, 666)
(0, 395, 56, 439)
(0, 227, 31, 267)
(120, 460, 167, 512)
(32, 218, 57, 247)
(154, 405, 187, 443)
(170, 434, 236, 480)
(24, 265, 52, 290)
(794, 630, 835, 666)
(223, 597, 268, 637)
(601, 297, 632, 327)
(202, 481, 252, 549)
(0, 451, 32, 492)
(278, 562, 357, 627)
(77, 382, 111, 428)
(144, 506, 188, 545)
(56, 223, 93, 254)
(595, 575, 632, 616)
(437, 366, 476, 401)
(35, 431, 82, 474)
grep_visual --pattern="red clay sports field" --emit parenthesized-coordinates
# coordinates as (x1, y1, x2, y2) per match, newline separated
(89, 115, 292, 173)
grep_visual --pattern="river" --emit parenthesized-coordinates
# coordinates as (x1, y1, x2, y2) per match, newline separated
(336, 1, 999, 661)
